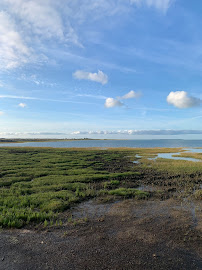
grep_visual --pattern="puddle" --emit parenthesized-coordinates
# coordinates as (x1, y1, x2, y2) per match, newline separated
(133, 155, 142, 164)
(133, 148, 202, 163)
(133, 160, 139, 164)
(72, 198, 201, 232)
(72, 200, 119, 219)
(174, 199, 200, 228)
(190, 202, 198, 228)
(133, 148, 202, 164)
(184, 200, 198, 228)
(124, 155, 140, 164)
(184, 148, 202, 153)
(129, 200, 171, 219)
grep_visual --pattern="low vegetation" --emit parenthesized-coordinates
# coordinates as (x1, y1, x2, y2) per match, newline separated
(0, 147, 201, 228)
(0, 148, 141, 228)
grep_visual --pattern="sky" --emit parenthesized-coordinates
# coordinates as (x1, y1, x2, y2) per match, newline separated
(0, 0, 202, 139)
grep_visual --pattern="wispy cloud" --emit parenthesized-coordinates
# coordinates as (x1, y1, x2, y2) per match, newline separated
(0, 11, 31, 70)
(19, 74, 56, 87)
(55, 50, 137, 74)
(0, 111, 4, 116)
(167, 91, 201, 109)
(0, 95, 38, 101)
(76, 94, 107, 100)
(0, 94, 98, 105)
(0, 0, 173, 71)
(0, 0, 82, 71)
(73, 70, 108, 85)
(130, 0, 173, 12)
(119, 90, 141, 100)
(2, 0, 81, 45)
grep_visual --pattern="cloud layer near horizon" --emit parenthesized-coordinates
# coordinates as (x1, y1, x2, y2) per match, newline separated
(72, 129, 202, 135)
(0, 129, 202, 136)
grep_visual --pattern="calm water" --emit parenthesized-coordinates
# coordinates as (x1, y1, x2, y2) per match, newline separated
(0, 139, 202, 148)
(149, 153, 202, 163)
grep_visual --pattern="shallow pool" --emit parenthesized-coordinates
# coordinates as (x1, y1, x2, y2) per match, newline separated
(149, 152, 202, 162)
(134, 148, 202, 163)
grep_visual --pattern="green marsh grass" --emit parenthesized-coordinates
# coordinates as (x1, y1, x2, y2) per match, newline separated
(0, 147, 140, 228)
(0, 147, 201, 228)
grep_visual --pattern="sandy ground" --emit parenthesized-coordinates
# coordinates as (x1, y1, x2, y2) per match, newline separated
(0, 198, 201, 270)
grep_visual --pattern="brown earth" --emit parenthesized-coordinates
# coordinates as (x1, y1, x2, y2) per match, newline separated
(0, 198, 201, 270)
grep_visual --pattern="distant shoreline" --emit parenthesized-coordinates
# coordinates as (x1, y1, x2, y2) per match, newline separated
(0, 138, 111, 143)
(0, 138, 202, 144)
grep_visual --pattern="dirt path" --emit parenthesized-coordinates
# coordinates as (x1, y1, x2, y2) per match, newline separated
(0, 198, 201, 270)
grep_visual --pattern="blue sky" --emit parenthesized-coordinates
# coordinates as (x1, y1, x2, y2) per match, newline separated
(0, 0, 202, 139)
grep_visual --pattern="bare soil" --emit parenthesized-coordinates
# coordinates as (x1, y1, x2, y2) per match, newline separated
(0, 198, 201, 270)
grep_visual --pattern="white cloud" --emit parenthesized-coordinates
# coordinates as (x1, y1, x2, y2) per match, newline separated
(120, 90, 141, 100)
(130, 0, 172, 12)
(105, 90, 141, 108)
(104, 97, 123, 108)
(0, 11, 31, 70)
(18, 103, 27, 108)
(167, 91, 201, 109)
(73, 70, 108, 85)
(0, 111, 4, 116)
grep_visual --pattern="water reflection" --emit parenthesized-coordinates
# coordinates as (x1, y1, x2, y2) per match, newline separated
(134, 148, 202, 163)
(149, 152, 202, 162)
